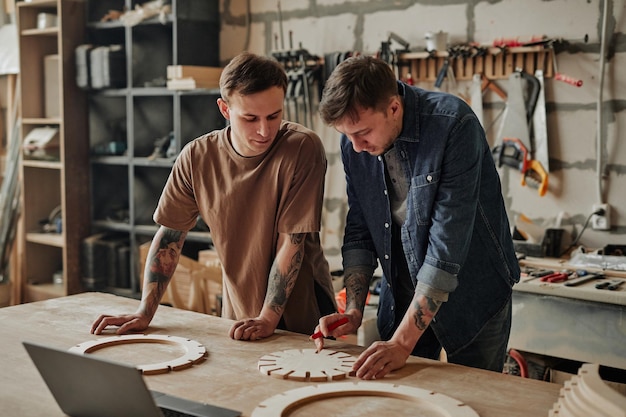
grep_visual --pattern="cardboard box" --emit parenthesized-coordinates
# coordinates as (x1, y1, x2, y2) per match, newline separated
(166, 65, 222, 90)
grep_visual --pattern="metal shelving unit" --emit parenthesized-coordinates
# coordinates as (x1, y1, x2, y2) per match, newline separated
(84, 0, 221, 297)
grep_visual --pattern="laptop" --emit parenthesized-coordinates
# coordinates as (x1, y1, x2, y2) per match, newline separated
(23, 341, 241, 417)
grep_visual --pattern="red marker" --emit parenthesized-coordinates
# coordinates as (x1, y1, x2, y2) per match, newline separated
(310, 317, 349, 340)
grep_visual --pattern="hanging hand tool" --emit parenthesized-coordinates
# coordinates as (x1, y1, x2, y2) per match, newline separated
(434, 58, 450, 89)
(531, 70, 550, 174)
(276, 1, 285, 51)
(470, 73, 507, 128)
(550, 43, 583, 87)
(492, 70, 549, 196)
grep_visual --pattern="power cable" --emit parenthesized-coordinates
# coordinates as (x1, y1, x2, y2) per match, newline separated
(559, 207, 605, 256)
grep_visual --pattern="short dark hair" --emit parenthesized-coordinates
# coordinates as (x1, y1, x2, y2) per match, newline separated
(319, 55, 398, 126)
(219, 52, 288, 101)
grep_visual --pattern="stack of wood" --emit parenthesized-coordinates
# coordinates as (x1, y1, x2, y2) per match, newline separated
(166, 65, 222, 90)
(549, 363, 626, 417)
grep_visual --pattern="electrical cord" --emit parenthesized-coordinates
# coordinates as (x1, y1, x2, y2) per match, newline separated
(559, 208, 605, 256)
(505, 349, 528, 378)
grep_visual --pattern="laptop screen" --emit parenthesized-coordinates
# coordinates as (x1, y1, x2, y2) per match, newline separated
(23, 341, 240, 417)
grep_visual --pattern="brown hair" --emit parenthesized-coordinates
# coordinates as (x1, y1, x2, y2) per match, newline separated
(319, 55, 398, 126)
(219, 52, 288, 101)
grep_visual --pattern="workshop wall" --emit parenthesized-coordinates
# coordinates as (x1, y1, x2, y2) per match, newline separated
(220, 0, 626, 266)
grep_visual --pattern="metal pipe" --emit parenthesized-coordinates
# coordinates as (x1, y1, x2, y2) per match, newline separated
(596, 0, 609, 203)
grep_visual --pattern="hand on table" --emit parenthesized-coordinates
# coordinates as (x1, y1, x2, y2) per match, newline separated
(352, 339, 411, 380)
(90, 313, 150, 335)
(229, 317, 275, 341)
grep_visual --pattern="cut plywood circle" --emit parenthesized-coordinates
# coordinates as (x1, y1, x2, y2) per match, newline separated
(251, 381, 480, 417)
(69, 334, 207, 375)
(258, 349, 356, 382)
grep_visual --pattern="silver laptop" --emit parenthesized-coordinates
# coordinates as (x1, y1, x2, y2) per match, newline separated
(23, 341, 241, 417)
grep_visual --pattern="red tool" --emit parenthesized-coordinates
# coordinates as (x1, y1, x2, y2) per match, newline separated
(310, 317, 349, 340)
(540, 272, 569, 283)
(551, 46, 583, 87)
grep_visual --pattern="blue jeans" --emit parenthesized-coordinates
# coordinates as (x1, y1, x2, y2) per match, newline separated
(411, 297, 512, 372)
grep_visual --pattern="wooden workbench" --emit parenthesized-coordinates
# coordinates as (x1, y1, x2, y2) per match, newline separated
(0, 293, 561, 416)
(511, 257, 626, 371)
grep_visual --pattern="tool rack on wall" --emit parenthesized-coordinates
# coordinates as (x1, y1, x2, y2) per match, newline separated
(396, 46, 554, 82)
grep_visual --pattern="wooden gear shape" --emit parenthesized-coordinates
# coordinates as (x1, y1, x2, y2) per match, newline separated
(258, 349, 356, 382)
(69, 334, 207, 375)
(251, 381, 480, 417)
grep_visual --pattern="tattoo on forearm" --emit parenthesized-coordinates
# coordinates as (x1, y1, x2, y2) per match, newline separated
(147, 228, 185, 293)
(412, 296, 442, 331)
(290, 233, 304, 245)
(344, 272, 370, 313)
(266, 233, 304, 315)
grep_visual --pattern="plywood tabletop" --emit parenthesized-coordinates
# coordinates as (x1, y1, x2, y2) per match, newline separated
(0, 292, 561, 416)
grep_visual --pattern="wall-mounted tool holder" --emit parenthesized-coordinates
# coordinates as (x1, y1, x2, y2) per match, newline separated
(272, 43, 323, 130)
(396, 46, 554, 82)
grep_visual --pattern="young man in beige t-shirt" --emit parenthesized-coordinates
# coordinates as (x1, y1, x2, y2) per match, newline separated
(91, 52, 336, 339)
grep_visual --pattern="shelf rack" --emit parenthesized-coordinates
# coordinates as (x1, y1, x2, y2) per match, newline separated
(396, 46, 554, 82)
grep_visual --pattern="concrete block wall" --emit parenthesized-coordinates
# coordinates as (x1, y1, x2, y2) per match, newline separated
(220, 0, 626, 263)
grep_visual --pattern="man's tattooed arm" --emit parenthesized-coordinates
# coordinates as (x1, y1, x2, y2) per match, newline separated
(411, 295, 442, 331)
(344, 271, 371, 314)
(264, 233, 305, 318)
(139, 226, 187, 318)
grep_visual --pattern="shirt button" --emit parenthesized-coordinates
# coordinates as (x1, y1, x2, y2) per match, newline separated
(384, 223, 389, 228)
(391, 305, 394, 311)
(384, 254, 389, 260)
(427, 175, 433, 182)
(378, 156, 383, 161)
(384, 190, 388, 195)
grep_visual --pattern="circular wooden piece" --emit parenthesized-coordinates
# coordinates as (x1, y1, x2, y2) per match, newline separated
(258, 349, 356, 382)
(251, 381, 480, 417)
(69, 334, 207, 375)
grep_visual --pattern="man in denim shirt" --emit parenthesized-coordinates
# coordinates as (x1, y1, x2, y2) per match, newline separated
(315, 55, 520, 380)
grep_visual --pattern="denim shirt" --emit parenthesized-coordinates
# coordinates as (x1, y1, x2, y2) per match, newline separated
(341, 81, 520, 354)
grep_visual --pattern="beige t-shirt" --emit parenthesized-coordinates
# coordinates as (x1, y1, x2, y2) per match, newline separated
(153, 121, 335, 334)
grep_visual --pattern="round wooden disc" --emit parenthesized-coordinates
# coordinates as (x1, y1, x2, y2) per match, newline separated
(69, 334, 207, 375)
(251, 381, 480, 417)
(258, 349, 356, 382)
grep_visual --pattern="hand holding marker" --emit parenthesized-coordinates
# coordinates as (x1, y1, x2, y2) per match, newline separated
(310, 317, 349, 340)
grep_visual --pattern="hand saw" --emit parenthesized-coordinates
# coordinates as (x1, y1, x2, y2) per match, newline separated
(492, 70, 548, 196)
